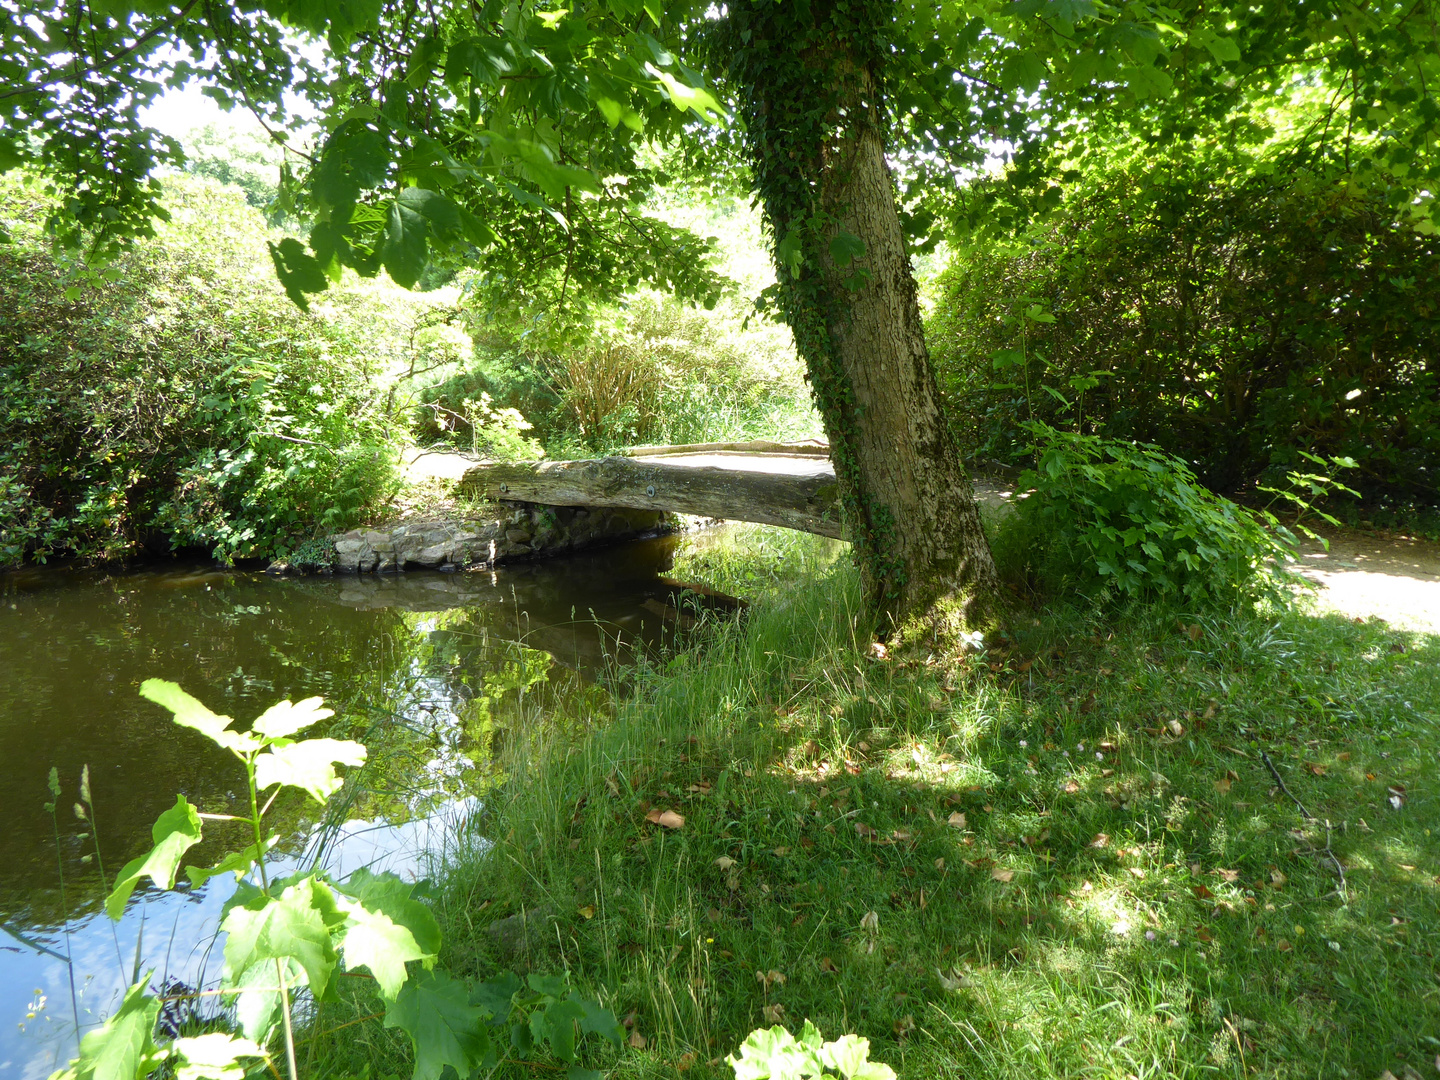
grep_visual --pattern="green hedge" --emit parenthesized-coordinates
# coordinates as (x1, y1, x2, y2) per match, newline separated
(929, 169, 1440, 512)
(0, 173, 402, 567)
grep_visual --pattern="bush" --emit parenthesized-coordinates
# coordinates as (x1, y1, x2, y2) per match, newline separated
(0, 172, 404, 566)
(929, 168, 1440, 513)
(992, 424, 1299, 608)
(409, 290, 820, 455)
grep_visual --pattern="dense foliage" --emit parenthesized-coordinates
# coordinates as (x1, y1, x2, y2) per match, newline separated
(929, 163, 1440, 511)
(0, 174, 402, 567)
(411, 290, 816, 455)
(990, 424, 1302, 608)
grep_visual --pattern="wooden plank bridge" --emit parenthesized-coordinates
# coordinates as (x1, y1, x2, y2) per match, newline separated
(459, 440, 846, 539)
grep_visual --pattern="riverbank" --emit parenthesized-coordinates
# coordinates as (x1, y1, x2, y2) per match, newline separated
(303, 527, 1440, 1080)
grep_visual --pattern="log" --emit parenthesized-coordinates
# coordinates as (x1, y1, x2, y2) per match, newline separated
(619, 438, 831, 458)
(460, 456, 845, 539)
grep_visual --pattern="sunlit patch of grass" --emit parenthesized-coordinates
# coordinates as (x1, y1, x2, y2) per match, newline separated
(408, 529, 1440, 1080)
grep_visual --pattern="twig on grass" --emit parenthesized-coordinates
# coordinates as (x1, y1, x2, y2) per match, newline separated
(1259, 750, 1348, 901)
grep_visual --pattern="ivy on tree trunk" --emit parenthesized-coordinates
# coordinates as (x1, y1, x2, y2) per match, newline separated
(716, 0, 1003, 636)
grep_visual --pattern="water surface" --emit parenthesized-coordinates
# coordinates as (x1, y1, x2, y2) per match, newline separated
(0, 535, 703, 1077)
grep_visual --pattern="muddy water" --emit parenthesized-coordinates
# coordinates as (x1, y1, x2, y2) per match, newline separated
(0, 534, 705, 1077)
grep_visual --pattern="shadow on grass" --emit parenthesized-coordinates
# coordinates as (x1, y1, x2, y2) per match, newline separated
(319, 553, 1440, 1080)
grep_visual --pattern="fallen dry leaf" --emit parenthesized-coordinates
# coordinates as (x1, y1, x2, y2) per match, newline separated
(1167, 719, 1185, 738)
(819, 956, 838, 973)
(1305, 762, 1327, 776)
(762, 1003, 787, 1024)
(947, 811, 967, 829)
(676, 1051, 696, 1073)
(893, 1015, 915, 1040)
(687, 781, 712, 795)
(714, 855, 737, 870)
(706, 907, 721, 922)
(645, 808, 684, 829)
(860, 910, 880, 932)
(1128, 866, 1146, 879)
(1270, 869, 1288, 887)
(578, 905, 596, 919)
(629, 1031, 648, 1050)
(1388, 785, 1407, 810)
(1192, 884, 1214, 900)
(1275, 939, 1292, 952)
(1063, 779, 1081, 794)
(1216, 868, 1240, 882)
(755, 969, 787, 990)
(1215, 776, 1233, 794)
(935, 857, 946, 870)
(991, 867, 1016, 883)
(1090, 833, 1110, 848)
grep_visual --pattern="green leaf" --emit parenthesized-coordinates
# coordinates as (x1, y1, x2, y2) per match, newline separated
(50, 977, 164, 1080)
(725, 1025, 822, 1080)
(267, 238, 330, 311)
(251, 697, 333, 740)
(105, 795, 203, 920)
(171, 1033, 268, 1080)
(828, 231, 866, 269)
(186, 836, 279, 889)
(381, 200, 428, 290)
(567, 1068, 603, 1080)
(221, 877, 340, 1013)
(335, 893, 433, 999)
(338, 868, 442, 956)
(385, 968, 491, 1080)
(538, 998, 585, 1062)
(253, 737, 367, 803)
(470, 970, 522, 1023)
(776, 229, 804, 274)
(572, 993, 624, 1046)
(139, 679, 261, 754)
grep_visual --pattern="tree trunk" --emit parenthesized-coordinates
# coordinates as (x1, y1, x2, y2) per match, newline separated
(719, 1, 1004, 637)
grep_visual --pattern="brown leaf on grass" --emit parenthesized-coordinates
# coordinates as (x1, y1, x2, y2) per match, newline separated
(676, 1051, 697, 1073)
(868, 642, 887, 660)
(1388, 785, 1407, 810)
(891, 830, 914, 843)
(1336, 751, 1351, 762)
(762, 1003, 787, 1024)
(1185, 623, 1203, 641)
(893, 1015, 916, 1041)
(578, 905, 596, 919)
(706, 907, 722, 922)
(1216, 868, 1240, 882)
(1090, 833, 1110, 848)
(947, 811, 968, 830)
(1195, 926, 1213, 943)
(1275, 939, 1292, 952)
(772, 846, 791, 857)
(645, 808, 684, 829)
(1398, 864, 1416, 872)
(1167, 719, 1186, 738)
(1063, 779, 1081, 794)
(756, 969, 787, 990)
(1128, 866, 1146, 879)
(991, 867, 1016, 883)
(860, 910, 880, 932)
(918, 888, 928, 910)
(819, 956, 839, 973)
(714, 856, 736, 870)
(1192, 884, 1214, 900)
(1215, 776, 1233, 794)
(1305, 762, 1327, 776)
(605, 774, 620, 797)
(1270, 869, 1288, 887)
(629, 1031, 648, 1049)
(799, 836, 815, 850)
(687, 781, 712, 795)
(935, 857, 946, 870)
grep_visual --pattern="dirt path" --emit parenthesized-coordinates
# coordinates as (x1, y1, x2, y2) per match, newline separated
(1292, 527, 1440, 635)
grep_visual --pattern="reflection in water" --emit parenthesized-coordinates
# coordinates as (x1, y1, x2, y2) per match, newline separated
(0, 532, 708, 1077)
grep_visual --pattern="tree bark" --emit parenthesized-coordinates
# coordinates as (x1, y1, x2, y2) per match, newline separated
(719, 1, 1004, 637)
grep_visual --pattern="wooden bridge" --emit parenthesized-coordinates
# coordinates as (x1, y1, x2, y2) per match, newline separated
(459, 440, 846, 539)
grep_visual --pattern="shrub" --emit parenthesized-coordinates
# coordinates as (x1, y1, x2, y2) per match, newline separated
(0, 172, 405, 566)
(992, 424, 1299, 608)
(929, 168, 1440, 513)
(410, 290, 820, 455)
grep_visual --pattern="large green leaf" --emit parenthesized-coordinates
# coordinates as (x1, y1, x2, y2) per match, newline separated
(170, 1033, 268, 1080)
(185, 836, 278, 889)
(221, 877, 340, 1010)
(50, 978, 164, 1080)
(253, 737, 367, 803)
(334, 894, 432, 999)
(105, 795, 202, 920)
(139, 679, 261, 754)
(381, 199, 429, 289)
(338, 868, 442, 956)
(251, 696, 333, 740)
(267, 238, 330, 312)
(385, 969, 491, 1080)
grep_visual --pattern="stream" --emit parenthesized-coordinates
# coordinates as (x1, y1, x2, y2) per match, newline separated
(0, 532, 711, 1078)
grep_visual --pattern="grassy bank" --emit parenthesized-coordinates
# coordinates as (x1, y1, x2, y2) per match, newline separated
(305, 527, 1440, 1080)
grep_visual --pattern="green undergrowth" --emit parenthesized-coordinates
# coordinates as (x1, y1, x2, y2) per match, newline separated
(332, 532, 1438, 1080)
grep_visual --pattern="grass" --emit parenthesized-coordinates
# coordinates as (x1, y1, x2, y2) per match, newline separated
(309, 527, 1440, 1080)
